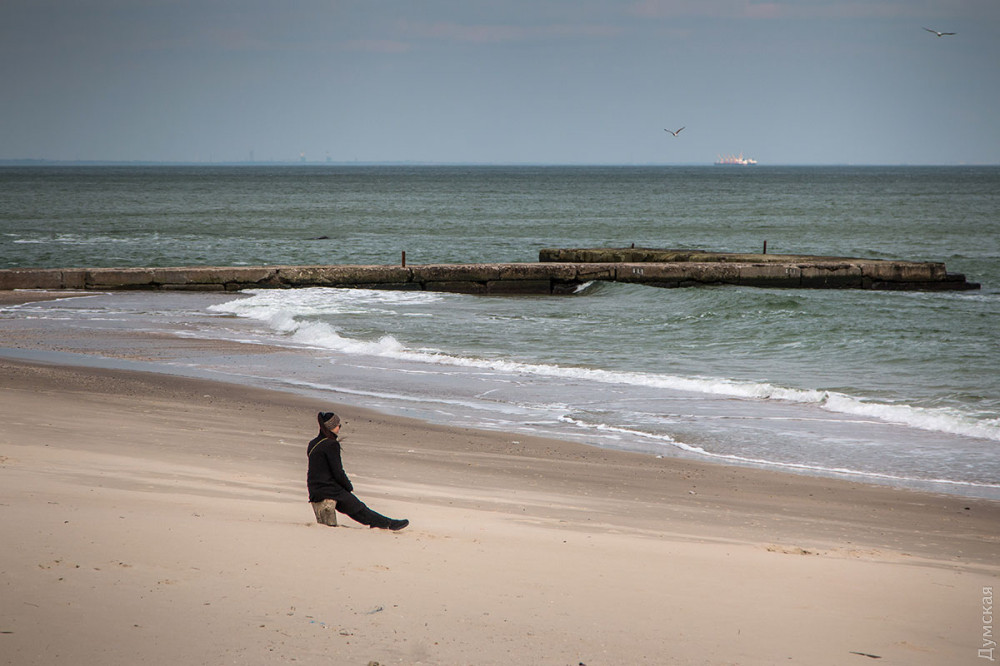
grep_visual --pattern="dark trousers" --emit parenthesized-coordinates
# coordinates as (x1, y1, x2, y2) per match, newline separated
(334, 492, 393, 528)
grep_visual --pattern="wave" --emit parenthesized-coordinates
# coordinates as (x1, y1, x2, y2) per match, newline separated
(557, 416, 1000, 492)
(11, 234, 152, 245)
(209, 288, 1000, 443)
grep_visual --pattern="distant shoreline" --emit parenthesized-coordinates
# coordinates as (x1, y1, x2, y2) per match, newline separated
(2, 159, 999, 168)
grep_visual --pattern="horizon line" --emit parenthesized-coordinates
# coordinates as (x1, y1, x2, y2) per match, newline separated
(1, 159, 997, 168)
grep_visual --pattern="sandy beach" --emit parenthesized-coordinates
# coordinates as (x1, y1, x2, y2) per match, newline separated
(1, 294, 998, 665)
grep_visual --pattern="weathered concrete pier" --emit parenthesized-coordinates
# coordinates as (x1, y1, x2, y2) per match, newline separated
(539, 248, 980, 291)
(0, 248, 979, 295)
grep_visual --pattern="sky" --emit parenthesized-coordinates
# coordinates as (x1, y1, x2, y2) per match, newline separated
(2, 0, 998, 165)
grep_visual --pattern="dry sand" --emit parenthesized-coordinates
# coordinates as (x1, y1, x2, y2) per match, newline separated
(1, 330, 998, 664)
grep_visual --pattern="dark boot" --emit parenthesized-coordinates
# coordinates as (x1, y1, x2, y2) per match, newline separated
(386, 519, 409, 531)
(354, 507, 392, 529)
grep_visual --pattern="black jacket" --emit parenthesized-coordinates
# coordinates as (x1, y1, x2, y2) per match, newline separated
(306, 434, 354, 502)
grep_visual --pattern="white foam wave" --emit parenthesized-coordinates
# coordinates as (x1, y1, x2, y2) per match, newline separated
(557, 416, 1000, 491)
(821, 393, 1000, 442)
(13, 234, 144, 245)
(212, 286, 443, 319)
(209, 289, 1000, 443)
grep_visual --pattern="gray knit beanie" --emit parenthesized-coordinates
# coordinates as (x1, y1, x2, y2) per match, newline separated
(318, 411, 341, 430)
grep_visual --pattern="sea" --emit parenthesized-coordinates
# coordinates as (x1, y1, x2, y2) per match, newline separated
(2, 164, 998, 499)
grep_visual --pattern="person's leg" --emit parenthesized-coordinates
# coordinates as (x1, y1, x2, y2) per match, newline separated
(334, 493, 401, 529)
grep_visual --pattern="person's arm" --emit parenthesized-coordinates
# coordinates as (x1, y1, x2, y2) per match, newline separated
(327, 443, 353, 492)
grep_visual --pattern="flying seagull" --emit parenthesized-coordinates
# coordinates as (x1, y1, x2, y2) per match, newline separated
(923, 27, 957, 37)
(664, 127, 685, 137)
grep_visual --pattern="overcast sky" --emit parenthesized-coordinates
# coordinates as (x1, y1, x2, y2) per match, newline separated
(2, 0, 998, 165)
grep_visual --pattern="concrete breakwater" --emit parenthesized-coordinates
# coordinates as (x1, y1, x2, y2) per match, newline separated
(0, 248, 979, 294)
(0, 263, 585, 295)
(539, 248, 980, 291)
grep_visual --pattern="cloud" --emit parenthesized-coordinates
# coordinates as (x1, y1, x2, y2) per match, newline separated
(339, 39, 411, 54)
(628, 0, 767, 19)
(627, 0, 917, 20)
(402, 21, 622, 45)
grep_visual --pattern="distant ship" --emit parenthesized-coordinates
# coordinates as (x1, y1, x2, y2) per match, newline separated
(715, 153, 757, 166)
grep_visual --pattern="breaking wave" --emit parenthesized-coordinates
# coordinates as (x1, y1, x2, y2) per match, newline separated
(210, 288, 1000, 444)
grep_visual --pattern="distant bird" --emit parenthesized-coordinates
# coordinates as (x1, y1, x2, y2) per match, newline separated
(923, 27, 956, 37)
(664, 127, 685, 137)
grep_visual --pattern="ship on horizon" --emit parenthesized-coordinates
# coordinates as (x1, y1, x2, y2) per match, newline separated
(715, 153, 757, 166)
